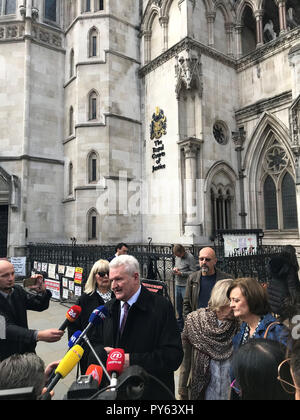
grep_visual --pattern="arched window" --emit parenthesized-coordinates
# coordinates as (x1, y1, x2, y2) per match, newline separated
(88, 151, 98, 183)
(282, 172, 298, 229)
(68, 162, 73, 196)
(264, 175, 278, 230)
(1, 0, 16, 15)
(88, 209, 98, 240)
(69, 48, 75, 78)
(88, 90, 98, 120)
(45, 0, 57, 22)
(262, 140, 298, 231)
(69, 106, 74, 136)
(88, 27, 99, 57)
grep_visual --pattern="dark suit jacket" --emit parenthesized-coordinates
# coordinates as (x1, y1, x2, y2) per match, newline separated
(67, 290, 114, 373)
(90, 285, 183, 399)
(0, 285, 52, 361)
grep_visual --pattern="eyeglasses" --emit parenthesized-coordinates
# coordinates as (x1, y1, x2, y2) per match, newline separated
(277, 358, 297, 394)
(230, 379, 241, 396)
(97, 271, 109, 277)
(199, 257, 212, 262)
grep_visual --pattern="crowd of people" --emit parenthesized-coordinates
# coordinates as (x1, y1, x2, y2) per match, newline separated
(0, 242, 300, 400)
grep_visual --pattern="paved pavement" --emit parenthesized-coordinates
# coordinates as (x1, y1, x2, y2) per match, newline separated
(27, 298, 180, 400)
(27, 299, 78, 400)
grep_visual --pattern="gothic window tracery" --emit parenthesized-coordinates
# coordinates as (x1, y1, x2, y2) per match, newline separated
(211, 183, 234, 235)
(262, 140, 298, 231)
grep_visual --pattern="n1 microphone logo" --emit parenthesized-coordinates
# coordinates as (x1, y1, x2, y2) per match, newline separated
(110, 351, 123, 361)
(291, 315, 300, 339)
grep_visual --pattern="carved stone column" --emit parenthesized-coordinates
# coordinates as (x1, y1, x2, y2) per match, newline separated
(225, 22, 234, 57)
(142, 30, 151, 65)
(288, 43, 300, 99)
(255, 10, 264, 47)
(207, 12, 216, 47)
(159, 16, 169, 52)
(235, 24, 243, 59)
(178, 138, 202, 239)
(232, 129, 247, 228)
(278, 0, 287, 34)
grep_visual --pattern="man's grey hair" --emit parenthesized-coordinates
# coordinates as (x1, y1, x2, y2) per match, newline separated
(0, 353, 45, 399)
(109, 255, 140, 277)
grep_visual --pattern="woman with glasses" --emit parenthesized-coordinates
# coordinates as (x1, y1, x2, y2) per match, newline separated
(178, 279, 239, 400)
(67, 259, 113, 372)
(232, 338, 294, 400)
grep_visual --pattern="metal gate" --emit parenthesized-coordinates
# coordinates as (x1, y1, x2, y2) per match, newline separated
(0, 205, 8, 257)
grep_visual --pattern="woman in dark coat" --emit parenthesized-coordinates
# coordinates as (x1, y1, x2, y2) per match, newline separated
(68, 259, 113, 372)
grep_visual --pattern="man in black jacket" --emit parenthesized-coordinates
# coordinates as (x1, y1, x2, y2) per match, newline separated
(90, 255, 183, 400)
(0, 260, 64, 361)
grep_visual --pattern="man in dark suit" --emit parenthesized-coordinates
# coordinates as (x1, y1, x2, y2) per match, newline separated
(91, 255, 183, 400)
(107, 242, 129, 262)
(0, 260, 64, 361)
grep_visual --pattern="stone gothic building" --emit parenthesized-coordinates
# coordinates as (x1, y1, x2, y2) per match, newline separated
(1, 0, 300, 257)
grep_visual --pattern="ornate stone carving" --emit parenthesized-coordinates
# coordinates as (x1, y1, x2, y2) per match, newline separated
(289, 94, 300, 147)
(175, 48, 203, 98)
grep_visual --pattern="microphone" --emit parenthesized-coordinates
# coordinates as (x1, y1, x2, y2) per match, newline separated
(85, 365, 103, 387)
(75, 305, 108, 346)
(66, 365, 103, 400)
(59, 305, 81, 331)
(106, 348, 125, 390)
(41, 344, 84, 399)
(68, 330, 82, 348)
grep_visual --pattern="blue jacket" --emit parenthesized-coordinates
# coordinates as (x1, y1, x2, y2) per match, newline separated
(232, 313, 289, 351)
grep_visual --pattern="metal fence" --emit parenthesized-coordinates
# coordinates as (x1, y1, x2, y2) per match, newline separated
(26, 241, 290, 305)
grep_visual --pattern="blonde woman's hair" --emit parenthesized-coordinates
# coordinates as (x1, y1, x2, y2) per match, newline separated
(84, 259, 110, 295)
(208, 278, 234, 312)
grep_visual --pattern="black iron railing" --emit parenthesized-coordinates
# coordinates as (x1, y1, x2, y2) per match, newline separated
(26, 241, 291, 305)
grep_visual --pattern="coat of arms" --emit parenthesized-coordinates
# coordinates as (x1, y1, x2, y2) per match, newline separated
(150, 107, 167, 140)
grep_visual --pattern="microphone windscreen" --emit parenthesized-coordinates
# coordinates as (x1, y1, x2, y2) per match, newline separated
(66, 305, 82, 323)
(106, 348, 125, 376)
(85, 365, 103, 386)
(55, 344, 84, 378)
(68, 330, 82, 348)
(88, 305, 108, 325)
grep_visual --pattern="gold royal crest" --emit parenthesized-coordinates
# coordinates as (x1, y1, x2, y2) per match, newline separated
(150, 107, 167, 140)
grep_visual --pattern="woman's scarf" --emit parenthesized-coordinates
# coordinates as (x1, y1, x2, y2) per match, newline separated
(182, 308, 239, 399)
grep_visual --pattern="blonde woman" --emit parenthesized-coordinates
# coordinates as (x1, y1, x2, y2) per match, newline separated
(178, 279, 239, 400)
(67, 259, 113, 372)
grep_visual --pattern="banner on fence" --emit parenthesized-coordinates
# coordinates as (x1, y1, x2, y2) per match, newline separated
(10, 257, 26, 277)
(33, 260, 83, 302)
(223, 233, 257, 257)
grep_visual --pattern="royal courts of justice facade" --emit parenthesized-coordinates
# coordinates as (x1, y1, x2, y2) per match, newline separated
(1, 0, 300, 257)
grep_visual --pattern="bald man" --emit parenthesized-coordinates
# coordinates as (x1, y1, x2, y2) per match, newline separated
(183, 247, 234, 318)
(0, 260, 64, 361)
